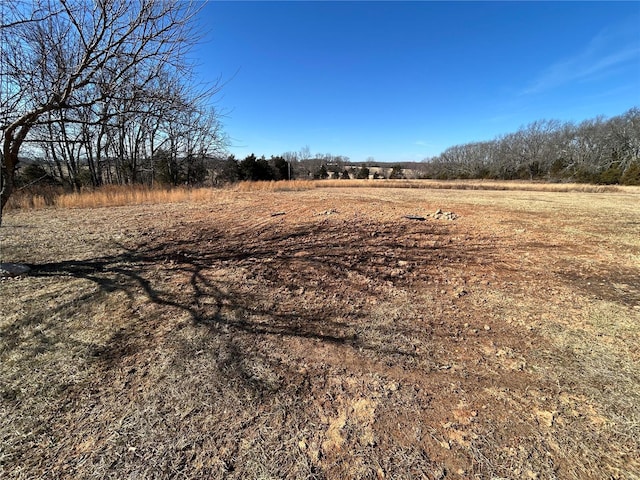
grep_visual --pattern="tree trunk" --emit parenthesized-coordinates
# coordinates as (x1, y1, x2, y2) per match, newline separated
(1, 123, 31, 226)
(0, 154, 16, 226)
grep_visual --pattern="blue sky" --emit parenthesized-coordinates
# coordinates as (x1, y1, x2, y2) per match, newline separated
(193, 1, 640, 163)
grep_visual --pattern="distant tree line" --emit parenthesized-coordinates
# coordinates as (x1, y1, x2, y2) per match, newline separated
(210, 152, 349, 184)
(210, 108, 639, 185)
(420, 108, 640, 185)
(208, 150, 411, 184)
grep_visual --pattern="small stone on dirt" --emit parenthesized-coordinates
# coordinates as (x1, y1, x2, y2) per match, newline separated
(313, 209, 337, 216)
(385, 382, 399, 392)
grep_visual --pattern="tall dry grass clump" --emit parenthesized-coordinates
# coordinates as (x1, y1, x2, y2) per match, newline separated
(5, 184, 232, 211)
(234, 180, 317, 192)
(54, 185, 223, 209)
(5, 185, 63, 210)
(6, 193, 50, 210)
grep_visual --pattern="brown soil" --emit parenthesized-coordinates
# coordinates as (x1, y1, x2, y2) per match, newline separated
(1, 186, 639, 479)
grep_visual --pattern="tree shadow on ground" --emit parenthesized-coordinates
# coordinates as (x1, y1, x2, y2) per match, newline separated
(21, 217, 508, 386)
(5, 216, 583, 479)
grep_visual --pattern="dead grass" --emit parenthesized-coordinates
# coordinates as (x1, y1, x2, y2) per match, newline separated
(232, 178, 631, 194)
(318, 178, 627, 193)
(1, 187, 639, 479)
(235, 180, 317, 192)
(5, 185, 232, 211)
(6, 180, 638, 212)
(53, 184, 225, 209)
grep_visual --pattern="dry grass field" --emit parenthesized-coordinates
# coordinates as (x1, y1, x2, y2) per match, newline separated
(1, 183, 639, 479)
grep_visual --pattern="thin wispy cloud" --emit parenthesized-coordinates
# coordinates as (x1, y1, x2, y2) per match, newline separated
(523, 24, 640, 95)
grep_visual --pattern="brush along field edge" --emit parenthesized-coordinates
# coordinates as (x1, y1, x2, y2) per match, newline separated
(4, 179, 639, 212)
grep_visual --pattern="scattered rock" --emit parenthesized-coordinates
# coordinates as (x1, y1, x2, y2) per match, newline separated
(270, 211, 286, 217)
(535, 409, 556, 428)
(403, 210, 458, 221)
(455, 287, 468, 298)
(0, 263, 31, 278)
(484, 325, 491, 331)
(430, 208, 458, 220)
(316, 209, 338, 216)
(385, 382, 399, 392)
(433, 467, 446, 479)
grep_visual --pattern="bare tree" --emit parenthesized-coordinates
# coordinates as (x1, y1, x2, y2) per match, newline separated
(0, 0, 205, 224)
(424, 108, 638, 183)
(606, 107, 640, 171)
